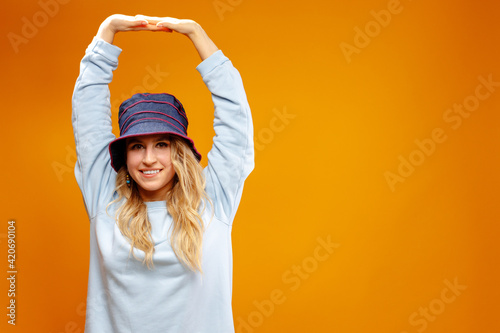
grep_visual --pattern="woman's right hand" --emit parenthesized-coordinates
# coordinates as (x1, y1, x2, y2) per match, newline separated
(96, 14, 172, 44)
(95, 14, 218, 61)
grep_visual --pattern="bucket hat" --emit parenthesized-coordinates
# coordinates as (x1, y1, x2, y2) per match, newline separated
(108, 93, 201, 172)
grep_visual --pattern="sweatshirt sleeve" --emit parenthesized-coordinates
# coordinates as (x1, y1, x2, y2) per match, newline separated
(197, 50, 255, 225)
(72, 37, 122, 220)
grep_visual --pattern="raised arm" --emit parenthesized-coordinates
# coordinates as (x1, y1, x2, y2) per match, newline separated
(197, 51, 255, 224)
(72, 15, 166, 218)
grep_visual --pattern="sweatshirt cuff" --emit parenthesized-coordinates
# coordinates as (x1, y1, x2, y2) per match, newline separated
(87, 36, 122, 64)
(196, 50, 229, 77)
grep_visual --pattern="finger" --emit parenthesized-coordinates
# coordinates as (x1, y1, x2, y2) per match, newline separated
(156, 22, 171, 29)
(134, 14, 149, 21)
(133, 20, 149, 27)
(131, 16, 149, 25)
(114, 15, 146, 28)
(132, 14, 174, 31)
(135, 14, 166, 24)
(157, 18, 181, 27)
(125, 24, 172, 32)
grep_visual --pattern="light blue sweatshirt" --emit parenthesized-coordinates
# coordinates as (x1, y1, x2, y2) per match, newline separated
(72, 37, 254, 333)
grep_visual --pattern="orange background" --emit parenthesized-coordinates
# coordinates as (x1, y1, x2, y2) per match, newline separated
(1, 0, 499, 332)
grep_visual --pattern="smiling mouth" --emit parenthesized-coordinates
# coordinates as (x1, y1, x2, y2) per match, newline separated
(141, 169, 162, 175)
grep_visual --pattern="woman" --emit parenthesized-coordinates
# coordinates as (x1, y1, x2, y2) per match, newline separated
(72, 14, 254, 332)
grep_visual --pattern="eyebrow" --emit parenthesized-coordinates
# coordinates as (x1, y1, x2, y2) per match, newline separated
(126, 136, 171, 145)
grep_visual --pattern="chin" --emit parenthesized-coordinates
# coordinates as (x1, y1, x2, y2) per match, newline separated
(138, 183, 165, 192)
(135, 178, 175, 195)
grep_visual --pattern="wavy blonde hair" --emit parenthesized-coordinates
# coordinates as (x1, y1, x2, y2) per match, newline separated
(106, 135, 212, 273)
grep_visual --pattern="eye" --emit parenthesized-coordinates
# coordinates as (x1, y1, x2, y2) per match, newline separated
(157, 142, 170, 148)
(130, 144, 143, 150)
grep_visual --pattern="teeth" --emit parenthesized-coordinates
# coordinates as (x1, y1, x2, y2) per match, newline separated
(143, 170, 160, 175)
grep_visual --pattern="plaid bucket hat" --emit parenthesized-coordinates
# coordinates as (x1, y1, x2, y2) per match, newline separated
(108, 93, 201, 172)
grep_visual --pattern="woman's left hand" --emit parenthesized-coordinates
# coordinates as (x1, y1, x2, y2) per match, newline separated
(134, 15, 219, 61)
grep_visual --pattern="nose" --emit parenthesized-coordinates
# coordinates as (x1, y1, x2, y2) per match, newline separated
(142, 146, 157, 165)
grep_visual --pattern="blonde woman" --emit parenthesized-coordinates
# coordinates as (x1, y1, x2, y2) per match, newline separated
(72, 14, 254, 332)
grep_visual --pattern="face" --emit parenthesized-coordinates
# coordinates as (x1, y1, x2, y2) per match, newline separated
(125, 134, 176, 202)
